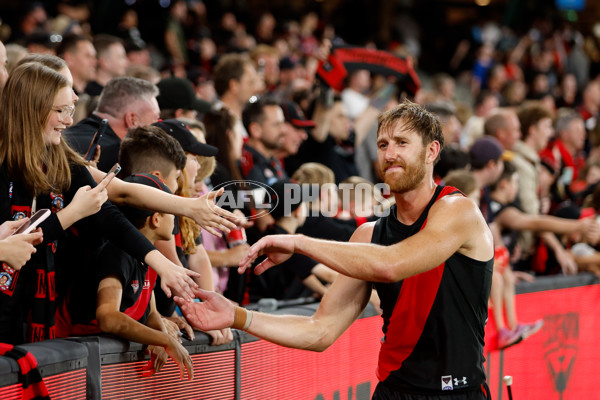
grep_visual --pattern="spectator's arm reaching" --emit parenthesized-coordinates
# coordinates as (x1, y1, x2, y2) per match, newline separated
(495, 206, 600, 236)
(88, 166, 241, 236)
(540, 231, 577, 275)
(310, 101, 332, 143)
(302, 274, 329, 297)
(311, 263, 338, 283)
(188, 244, 214, 290)
(205, 244, 250, 268)
(154, 237, 184, 267)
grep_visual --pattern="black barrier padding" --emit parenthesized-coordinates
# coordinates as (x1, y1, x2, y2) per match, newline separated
(515, 272, 599, 294)
(18, 339, 88, 366)
(0, 339, 88, 386)
(96, 336, 145, 365)
(75, 336, 102, 400)
(0, 273, 597, 395)
(19, 339, 88, 377)
(0, 357, 18, 386)
(69, 332, 237, 367)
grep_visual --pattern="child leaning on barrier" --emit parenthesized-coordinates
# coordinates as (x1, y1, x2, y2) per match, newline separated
(58, 174, 193, 380)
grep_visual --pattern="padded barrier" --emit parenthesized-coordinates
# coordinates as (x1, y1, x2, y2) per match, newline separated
(0, 273, 597, 399)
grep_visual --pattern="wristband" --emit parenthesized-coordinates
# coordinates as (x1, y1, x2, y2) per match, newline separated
(232, 306, 252, 330)
(244, 309, 253, 330)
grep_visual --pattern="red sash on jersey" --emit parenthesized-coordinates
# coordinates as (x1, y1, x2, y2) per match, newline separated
(123, 267, 157, 322)
(56, 267, 157, 336)
(377, 186, 461, 382)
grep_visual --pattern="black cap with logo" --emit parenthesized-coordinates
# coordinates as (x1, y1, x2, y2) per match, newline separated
(153, 119, 218, 157)
(157, 77, 211, 114)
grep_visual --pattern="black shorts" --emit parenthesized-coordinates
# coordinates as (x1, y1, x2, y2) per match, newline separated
(372, 382, 491, 400)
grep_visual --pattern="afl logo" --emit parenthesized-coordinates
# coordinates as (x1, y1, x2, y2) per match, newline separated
(210, 180, 278, 221)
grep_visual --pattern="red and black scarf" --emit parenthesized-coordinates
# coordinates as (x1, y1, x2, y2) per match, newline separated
(0, 343, 50, 400)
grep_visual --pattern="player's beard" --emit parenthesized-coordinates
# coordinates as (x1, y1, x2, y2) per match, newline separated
(381, 147, 427, 194)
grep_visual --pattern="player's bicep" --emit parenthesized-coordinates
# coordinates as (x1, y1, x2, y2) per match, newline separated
(423, 196, 492, 262)
(393, 198, 482, 272)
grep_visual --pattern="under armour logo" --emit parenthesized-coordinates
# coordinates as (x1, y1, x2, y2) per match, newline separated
(454, 377, 468, 386)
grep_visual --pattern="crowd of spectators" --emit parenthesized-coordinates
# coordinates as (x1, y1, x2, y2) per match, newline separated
(1, 0, 600, 374)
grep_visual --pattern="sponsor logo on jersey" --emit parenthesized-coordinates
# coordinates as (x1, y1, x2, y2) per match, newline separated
(441, 375, 453, 391)
(454, 377, 468, 387)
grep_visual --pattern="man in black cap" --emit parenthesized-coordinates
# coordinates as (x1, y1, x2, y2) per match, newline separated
(153, 119, 218, 159)
(468, 135, 505, 225)
(157, 77, 211, 121)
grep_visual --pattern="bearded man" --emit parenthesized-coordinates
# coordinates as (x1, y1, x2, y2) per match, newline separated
(176, 100, 494, 400)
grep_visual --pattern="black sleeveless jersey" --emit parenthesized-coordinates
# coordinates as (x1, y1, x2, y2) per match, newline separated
(371, 185, 492, 394)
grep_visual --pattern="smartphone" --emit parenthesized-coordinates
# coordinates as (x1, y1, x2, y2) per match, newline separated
(84, 119, 108, 161)
(103, 163, 121, 184)
(318, 86, 334, 108)
(11, 209, 51, 235)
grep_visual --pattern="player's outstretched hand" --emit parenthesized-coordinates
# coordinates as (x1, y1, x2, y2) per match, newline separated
(238, 234, 299, 275)
(174, 289, 234, 332)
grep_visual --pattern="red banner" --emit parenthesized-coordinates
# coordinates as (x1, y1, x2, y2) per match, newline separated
(240, 317, 381, 399)
(316, 46, 421, 96)
(485, 284, 600, 400)
(3, 284, 599, 399)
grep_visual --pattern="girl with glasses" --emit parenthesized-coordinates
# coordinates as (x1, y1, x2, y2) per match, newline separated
(0, 62, 200, 344)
